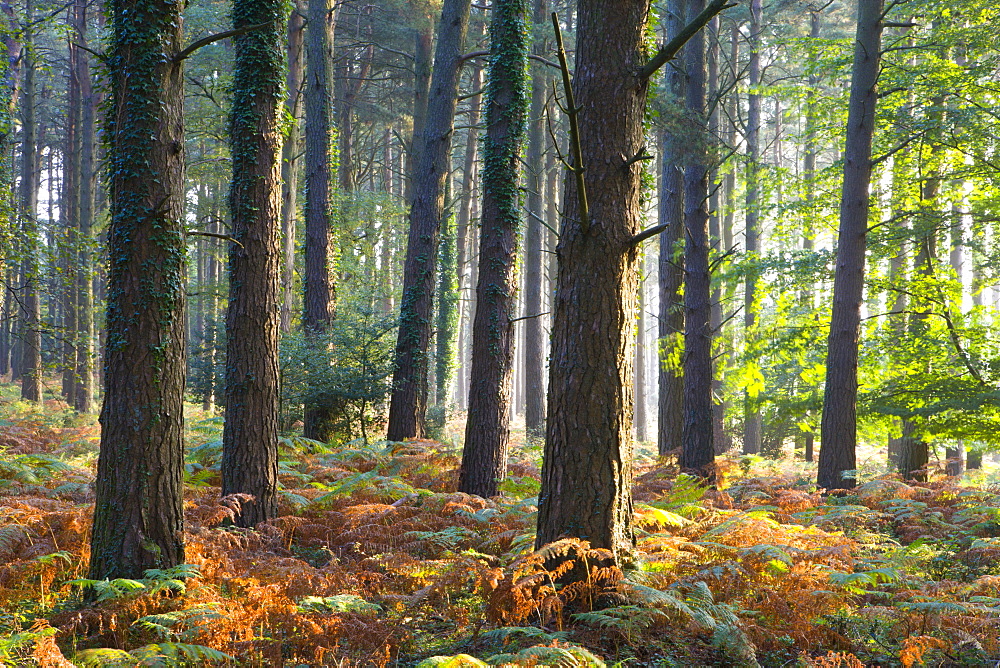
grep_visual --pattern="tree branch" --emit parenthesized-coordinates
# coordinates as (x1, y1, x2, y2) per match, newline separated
(628, 223, 668, 247)
(637, 0, 734, 81)
(552, 12, 590, 234)
(174, 23, 271, 62)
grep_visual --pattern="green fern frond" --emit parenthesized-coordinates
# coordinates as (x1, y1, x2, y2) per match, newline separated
(72, 647, 137, 666)
(297, 594, 382, 614)
(480, 625, 570, 643)
(129, 642, 234, 667)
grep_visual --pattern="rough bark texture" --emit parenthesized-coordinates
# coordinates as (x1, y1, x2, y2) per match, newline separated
(405, 22, 433, 205)
(536, 1, 648, 563)
(89, 0, 186, 579)
(817, 0, 883, 491)
(221, 0, 284, 528)
(302, 0, 336, 440)
(522, 0, 547, 434)
(742, 0, 762, 455)
(656, 0, 686, 458)
(635, 259, 648, 442)
(386, 0, 471, 441)
(680, 0, 714, 476)
(459, 0, 529, 497)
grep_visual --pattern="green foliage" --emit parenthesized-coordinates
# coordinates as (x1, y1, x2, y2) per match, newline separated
(280, 295, 396, 443)
(73, 642, 233, 667)
(296, 594, 382, 614)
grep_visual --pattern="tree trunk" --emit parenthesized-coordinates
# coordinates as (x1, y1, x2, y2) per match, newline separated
(302, 0, 336, 440)
(680, 0, 714, 477)
(523, 0, 547, 435)
(386, 0, 472, 441)
(459, 0, 529, 497)
(656, 0, 685, 458)
(536, 1, 650, 562)
(90, 0, 186, 579)
(634, 257, 648, 442)
(454, 60, 483, 410)
(800, 8, 820, 460)
(280, 0, 304, 333)
(817, 0, 883, 491)
(742, 0, 762, 455)
(405, 21, 433, 204)
(18, 0, 40, 404)
(63, 50, 80, 406)
(221, 0, 284, 528)
(73, 0, 96, 413)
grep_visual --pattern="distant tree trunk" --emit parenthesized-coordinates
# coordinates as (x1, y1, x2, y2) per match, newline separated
(706, 15, 725, 454)
(742, 0, 762, 455)
(536, 0, 650, 562)
(454, 61, 483, 410)
(801, 8, 820, 462)
(222, 0, 284, 528)
(656, 0, 685, 458)
(387, 0, 472, 441)
(302, 0, 336, 440)
(680, 0, 714, 476)
(459, 0, 529, 497)
(89, 0, 186, 579)
(280, 0, 304, 333)
(634, 259, 648, 442)
(63, 48, 80, 406)
(18, 0, 40, 404)
(523, 0, 547, 434)
(73, 0, 95, 413)
(817, 0, 883, 491)
(435, 206, 458, 406)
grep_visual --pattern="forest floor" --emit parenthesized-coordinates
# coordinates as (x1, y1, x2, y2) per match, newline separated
(2, 385, 1000, 667)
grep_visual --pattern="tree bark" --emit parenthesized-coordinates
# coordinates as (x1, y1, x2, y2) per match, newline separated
(742, 0, 762, 455)
(302, 0, 337, 440)
(817, 0, 883, 491)
(90, 0, 186, 579)
(222, 0, 284, 528)
(680, 0, 714, 477)
(280, 0, 304, 333)
(387, 0, 472, 441)
(18, 0, 40, 403)
(522, 0, 547, 435)
(656, 0, 685, 458)
(634, 257, 648, 442)
(536, 0, 650, 562)
(459, 0, 529, 497)
(73, 0, 96, 413)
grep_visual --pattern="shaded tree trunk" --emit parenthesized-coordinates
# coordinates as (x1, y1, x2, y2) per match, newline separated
(634, 257, 648, 442)
(680, 0, 714, 476)
(89, 0, 186, 579)
(302, 0, 336, 440)
(73, 0, 95, 413)
(817, 0, 883, 491)
(18, 0, 40, 403)
(459, 0, 529, 497)
(221, 0, 284, 528)
(387, 0, 472, 441)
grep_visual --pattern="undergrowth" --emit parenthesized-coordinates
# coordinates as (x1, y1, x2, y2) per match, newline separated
(0, 395, 999, 666)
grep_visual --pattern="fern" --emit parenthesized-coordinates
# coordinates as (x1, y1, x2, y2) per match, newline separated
(479, 626, 570, 643)
(297, 594, 382, 614)
(134, 605, 224, 641)
(487, 644, 606, 667)
(74, 642, 233, 667)
(65, 577, 147, 602)
(415, 654, 489, 668)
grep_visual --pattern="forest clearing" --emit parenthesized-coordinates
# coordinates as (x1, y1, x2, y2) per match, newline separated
(0, 0, 999, 663)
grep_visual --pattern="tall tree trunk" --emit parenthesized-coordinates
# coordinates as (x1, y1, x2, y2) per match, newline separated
(302, 0, 336, 439)
(222, 0, 284, 528)
(459, 0, 529, 497)
(454, 60, 483, 410)
(536, 0, 649, 562)
(522, 0, 547, 434)
(817, 0, 883, 491)
(386, 0, 472, 441)
(90, 0, 186, 579)
(801, 8, 820, 462)
(706, 15, 725, 453)
(18, 0, 40, 404)
(73, 0, 96, 413)
(656, 0, 685, 458)
(280, 0, 304, 333)
(435, 203, 459, 406)
(63, 50, 80, 406)
(680, 0, 714, 476)
(742, 0, 762, 455)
